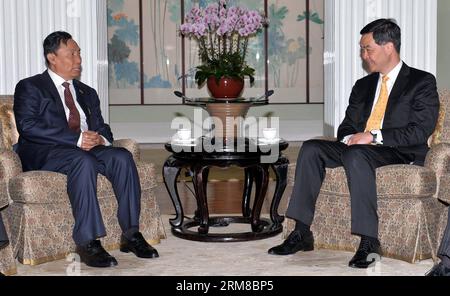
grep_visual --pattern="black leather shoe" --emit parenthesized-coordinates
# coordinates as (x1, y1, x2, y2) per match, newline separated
(426, 262, 450, 276)
(76, 240, 118, 268)
(348, 238, 381, 269)
(120, 232, 159, 258)
(268, 230, 314, 255)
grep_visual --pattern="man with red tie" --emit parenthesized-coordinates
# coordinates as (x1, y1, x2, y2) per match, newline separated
(13, 31, 159, 268)
(268, 19, 440, 269)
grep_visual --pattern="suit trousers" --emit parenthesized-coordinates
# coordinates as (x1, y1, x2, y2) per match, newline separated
(286, 140, 413, 238)
(41, 145, 141, 246)
(438, 207, 450, 261)
(0, 213, 8, 249)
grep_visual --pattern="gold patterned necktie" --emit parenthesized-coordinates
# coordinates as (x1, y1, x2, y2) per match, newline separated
(365, 75, 390, 132)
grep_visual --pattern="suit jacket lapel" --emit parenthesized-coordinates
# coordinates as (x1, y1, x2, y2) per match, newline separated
(362, 74, 379, 124)
(41, 71, 67, 121)
(73, 80, 91, 127)
(384, 64, 410, 120)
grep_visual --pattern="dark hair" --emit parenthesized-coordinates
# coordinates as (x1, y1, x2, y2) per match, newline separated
(360, 19, 401, 53)
(43, 31, 73, 66)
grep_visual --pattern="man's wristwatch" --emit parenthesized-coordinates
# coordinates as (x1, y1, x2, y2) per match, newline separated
(370, 130, 378, 144)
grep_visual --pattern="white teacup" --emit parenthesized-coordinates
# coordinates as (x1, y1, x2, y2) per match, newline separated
(177, 129, 191, 141)
(262, 128, 277, 140)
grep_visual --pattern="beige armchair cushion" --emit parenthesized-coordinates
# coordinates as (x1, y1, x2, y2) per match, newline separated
(319, 165, 436, 198)
(9, 161, 157, 204)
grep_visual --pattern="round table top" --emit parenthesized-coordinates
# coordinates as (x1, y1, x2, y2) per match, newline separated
(183, 97, 269, 108)
(165, 137, 289, 162)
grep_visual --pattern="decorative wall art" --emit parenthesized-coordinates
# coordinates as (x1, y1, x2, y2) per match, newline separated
(107, 0, 323, 105)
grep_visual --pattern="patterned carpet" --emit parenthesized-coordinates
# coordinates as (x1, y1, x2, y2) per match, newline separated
(11, 143, 435, 276)
(15, 215, 434, 276)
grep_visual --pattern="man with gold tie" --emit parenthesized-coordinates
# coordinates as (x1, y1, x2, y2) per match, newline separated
(268, 19, 439, 269)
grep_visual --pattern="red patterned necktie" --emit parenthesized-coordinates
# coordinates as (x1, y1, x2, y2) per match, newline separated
(62, 82, 81, 133)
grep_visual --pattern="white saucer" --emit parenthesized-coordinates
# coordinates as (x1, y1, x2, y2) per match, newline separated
(258, 137, 281, 144)
(171, 138, 198, 146)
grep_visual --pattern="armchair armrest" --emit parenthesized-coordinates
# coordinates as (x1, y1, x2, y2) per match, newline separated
(425, 143, 450, 177)
(0, 149, 23, 182)
(437, 173, 450, 204)
(425, 143, 450, 202)
(0, 149, 23, 208)
(113, 139, 140, 162)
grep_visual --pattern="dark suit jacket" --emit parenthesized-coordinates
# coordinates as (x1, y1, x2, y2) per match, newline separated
(13, 70, 113, 171)
(337, 63, 439, 164)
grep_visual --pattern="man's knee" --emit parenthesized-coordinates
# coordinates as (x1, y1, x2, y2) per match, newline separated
(300, 139, 330, 157)
(341, 145, 370, 166)
(111, 148, 135, 166)
(73, 150, 98, 170)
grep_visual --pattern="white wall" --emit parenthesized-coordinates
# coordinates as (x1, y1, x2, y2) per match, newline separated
(437, 0, 450, 89)
(324, 0, 437, 136)
(0, 0, 439, 143)
(0, 0, 109, 121)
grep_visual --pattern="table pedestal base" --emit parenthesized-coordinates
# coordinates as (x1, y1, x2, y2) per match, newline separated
(171, 216, 282, 242)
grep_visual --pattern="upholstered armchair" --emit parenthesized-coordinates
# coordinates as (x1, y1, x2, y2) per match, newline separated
(0, 96, 166, 266)
(0, 196, 16, 275)
(283, 90, 450, 263)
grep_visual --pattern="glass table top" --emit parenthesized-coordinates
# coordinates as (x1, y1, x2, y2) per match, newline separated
(173, 91, 273, 107)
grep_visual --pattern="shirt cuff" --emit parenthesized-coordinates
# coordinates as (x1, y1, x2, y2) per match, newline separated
(77, 134, 83, 148)
(102, 136, 112, 147)
(341, 135, 354, 145)
(372, 129, 383, 145)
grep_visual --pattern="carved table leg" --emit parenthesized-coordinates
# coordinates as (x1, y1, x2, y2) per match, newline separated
(163, 156, 184, 228)
(192, 164, 210, 235)
(270, 156, 289, 225)
(242, 168, 254, 218)
(251, 164, 269, 232)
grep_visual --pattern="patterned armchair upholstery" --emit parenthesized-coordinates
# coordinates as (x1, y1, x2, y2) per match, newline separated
(0, 96, 166, 266)
(283, 90, 450, 263)
(0, 189, 16, 275)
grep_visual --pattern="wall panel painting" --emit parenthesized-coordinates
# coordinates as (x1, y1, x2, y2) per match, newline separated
(142, 0, 182, 104)
(107, 0, 324, 105)
(267, 0, 324, 103)
(107, 0, 142, 105)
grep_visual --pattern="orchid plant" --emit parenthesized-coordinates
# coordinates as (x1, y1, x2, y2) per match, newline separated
(180, 0, 265, 87)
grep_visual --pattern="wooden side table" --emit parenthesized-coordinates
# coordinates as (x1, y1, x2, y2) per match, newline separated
(163, 137, 289, 242)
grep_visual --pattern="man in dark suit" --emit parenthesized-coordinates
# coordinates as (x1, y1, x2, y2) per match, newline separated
(13, 31, 159, 268)
(0, 213, 8, 251)
(427, 208, 450, 276)
(268, 19, 439, 269)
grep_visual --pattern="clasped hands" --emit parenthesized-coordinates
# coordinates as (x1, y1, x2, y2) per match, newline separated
(346, 132, 373, 146)
(81, 131, 105, 151)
